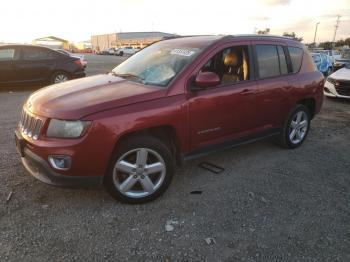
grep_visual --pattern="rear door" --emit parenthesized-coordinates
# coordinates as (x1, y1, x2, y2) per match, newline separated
(0, 47, 20, 84)
(252, 42, 293, 129)
(17, 47, 57, 83)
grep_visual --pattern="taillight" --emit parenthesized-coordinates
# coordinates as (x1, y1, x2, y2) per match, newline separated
(74, 59, 83, 68)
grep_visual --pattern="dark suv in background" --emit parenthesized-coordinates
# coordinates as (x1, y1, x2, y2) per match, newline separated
(15, 35, 324, 203)
(0, 44, 85, 87)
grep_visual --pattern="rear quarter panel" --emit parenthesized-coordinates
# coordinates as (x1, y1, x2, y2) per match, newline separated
(295, 47, 324, 115)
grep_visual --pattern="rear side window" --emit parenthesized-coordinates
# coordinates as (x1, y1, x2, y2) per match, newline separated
(0, 48, 16, 61)
(288, 47, 303, 73)
(21, 48, 56, 60)
(277, 46, 288, 75)
(255, 45, 280, 78)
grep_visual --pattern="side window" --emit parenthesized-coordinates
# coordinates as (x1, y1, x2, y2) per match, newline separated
(200, 45, 250, 85)
(255, 45, 280, 78)
(21, 48, 55, 61)
(277, 46, 288, 75)
(0, 48, 17, 61)
(288, 47, 303, 73)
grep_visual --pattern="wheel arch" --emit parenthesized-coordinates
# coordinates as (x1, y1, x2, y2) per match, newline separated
(296, 97, 316, 119)
(112, 125, 181, 165)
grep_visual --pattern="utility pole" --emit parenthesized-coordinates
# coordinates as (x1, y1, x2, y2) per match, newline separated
(332, 15, 341, 49)
(313, 22, 320, 48)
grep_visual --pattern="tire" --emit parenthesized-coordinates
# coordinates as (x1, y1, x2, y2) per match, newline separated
(104, 135, 174, 204)
(277, 104, 311, 149)
(51, 71, 70, 84)
(119, 51, 124, 56)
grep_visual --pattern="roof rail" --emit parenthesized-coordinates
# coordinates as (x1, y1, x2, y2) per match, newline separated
(230, 34, 297, 41)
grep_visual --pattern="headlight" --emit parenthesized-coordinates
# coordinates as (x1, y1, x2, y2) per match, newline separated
(327, 77, 336, 85)
(46, 119, 91, 138)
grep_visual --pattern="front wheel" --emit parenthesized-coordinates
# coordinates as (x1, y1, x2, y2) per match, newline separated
(104, 136, 174, 204)
(278, 104, 311, 149)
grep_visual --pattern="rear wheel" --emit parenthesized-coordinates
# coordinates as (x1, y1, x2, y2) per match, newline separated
(104, 136, 174, 203)
(51, 71, 70, 84)
(278, 104, 311, 149)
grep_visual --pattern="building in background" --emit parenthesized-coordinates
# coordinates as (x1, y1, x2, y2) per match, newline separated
(74, 40, 92, 52)
(91, 32, 176, 52)
(32, 36, 70, 50)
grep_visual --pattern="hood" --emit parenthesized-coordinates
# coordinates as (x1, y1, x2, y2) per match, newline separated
(27, 74, 166, 119)
(329, 67, 350, 80)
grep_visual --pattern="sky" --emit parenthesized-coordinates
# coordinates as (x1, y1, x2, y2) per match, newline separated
(0, 0, 349, 44)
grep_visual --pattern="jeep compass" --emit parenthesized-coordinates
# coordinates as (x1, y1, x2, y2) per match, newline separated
(15, 35, 324, 203)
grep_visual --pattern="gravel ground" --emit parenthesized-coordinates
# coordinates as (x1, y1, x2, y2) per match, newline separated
(0, 55, 350, 261)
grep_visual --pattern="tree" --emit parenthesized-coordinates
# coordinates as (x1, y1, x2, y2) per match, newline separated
(257, 28, 270, 35)
(319, 41, 333, 50)
(282, 32, 303, 42)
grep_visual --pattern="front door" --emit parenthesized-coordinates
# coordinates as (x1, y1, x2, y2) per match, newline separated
(188, 43, 258, 150)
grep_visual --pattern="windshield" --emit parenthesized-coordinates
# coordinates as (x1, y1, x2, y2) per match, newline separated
(111, 41, 203, 87)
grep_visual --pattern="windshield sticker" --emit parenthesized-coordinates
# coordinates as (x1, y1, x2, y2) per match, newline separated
(170, 49, 195, 57)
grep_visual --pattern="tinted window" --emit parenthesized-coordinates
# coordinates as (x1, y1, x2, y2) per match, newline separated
(277, 46, 288, 75)
(256, 45, 280, 78)
(22, 48, 55, 60)
(200, 45, 250, 85)
(0, 48, 16, 61)
(288, 47, 303, 73)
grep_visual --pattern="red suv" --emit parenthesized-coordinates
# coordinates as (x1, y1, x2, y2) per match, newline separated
(15, 35, 324, 203)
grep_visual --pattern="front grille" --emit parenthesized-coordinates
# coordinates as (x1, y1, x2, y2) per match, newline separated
(335, 80, 350, 97)
(19, 110, 44, 140)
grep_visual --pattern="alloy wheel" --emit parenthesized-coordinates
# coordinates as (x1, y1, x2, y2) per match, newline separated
(289, 111, 309, 144)
(112, 148, 166, 198)
(54, 74, 68, 83)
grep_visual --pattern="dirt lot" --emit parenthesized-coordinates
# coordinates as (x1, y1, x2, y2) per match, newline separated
(0, 54, 350, 261)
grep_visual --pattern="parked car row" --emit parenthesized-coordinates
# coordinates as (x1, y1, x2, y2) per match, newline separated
(310, 49, 350, 77)
(97, 46, 139, 56)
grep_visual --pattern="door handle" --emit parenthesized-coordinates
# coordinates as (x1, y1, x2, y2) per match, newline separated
(239, 89, 254, 95)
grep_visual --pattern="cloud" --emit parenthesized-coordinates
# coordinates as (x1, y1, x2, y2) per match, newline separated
(248, 16, 270, 21)
(259, 0, 291, 5)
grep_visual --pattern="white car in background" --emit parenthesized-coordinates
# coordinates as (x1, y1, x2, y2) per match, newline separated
(55, 49, 87, 68)
(115, 46, 139, 56)
(324, 65, 350, 98)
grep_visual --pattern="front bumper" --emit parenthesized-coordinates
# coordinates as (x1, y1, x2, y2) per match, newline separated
(324, 81, 350, 99)
(15, 130, 103, 187)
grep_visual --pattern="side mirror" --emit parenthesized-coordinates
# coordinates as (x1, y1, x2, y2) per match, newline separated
(194, 72, 220, 89)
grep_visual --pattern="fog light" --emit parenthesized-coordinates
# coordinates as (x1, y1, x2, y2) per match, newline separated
(48, 155, 71, 170)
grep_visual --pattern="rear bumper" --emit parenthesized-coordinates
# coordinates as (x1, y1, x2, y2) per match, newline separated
(15, 131, 103, 187)
(72, 71, 86, 79)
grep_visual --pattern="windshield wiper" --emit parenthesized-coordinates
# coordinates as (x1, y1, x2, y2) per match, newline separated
(111, 72, 144, 82)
